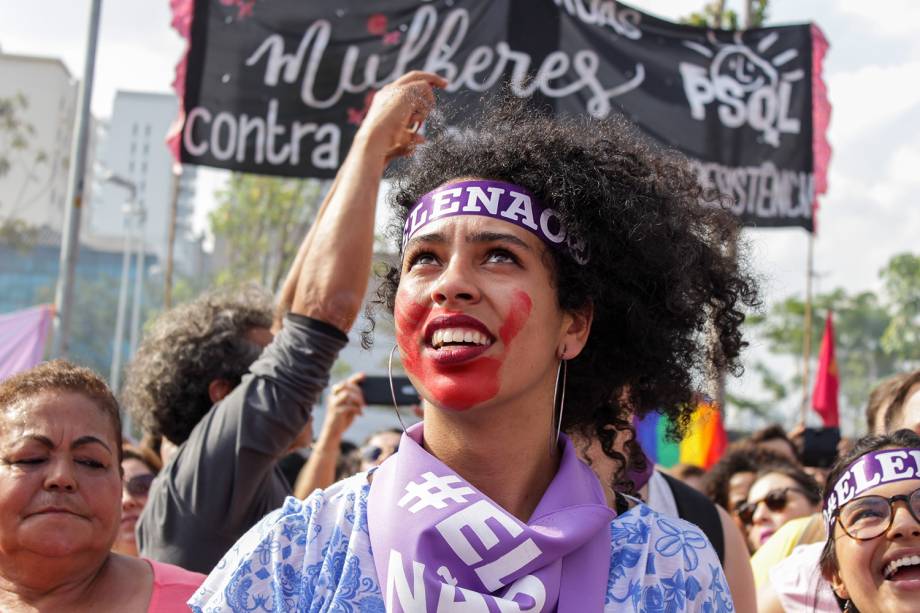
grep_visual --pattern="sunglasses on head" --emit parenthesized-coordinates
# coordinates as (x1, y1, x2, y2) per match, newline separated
(737, 487, 813, 526)
(835, 487, 920, 541)
(124, 473, 155, 498)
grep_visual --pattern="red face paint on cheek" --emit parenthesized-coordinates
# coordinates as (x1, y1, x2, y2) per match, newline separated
(394, 295, 429, 378)
(395, 290, 534, 412)
(432, 290, 533, 410)
(500, 291, 532, 345)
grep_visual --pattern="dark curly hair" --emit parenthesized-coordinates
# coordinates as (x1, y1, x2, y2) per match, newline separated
(373, 95, 759, 490)
(702, 444, 796, 510)
(749, 423, 799, 461)
(122, 284, 273, 445)
(0, 359, 123, 462)
(819, 429, 920, 610)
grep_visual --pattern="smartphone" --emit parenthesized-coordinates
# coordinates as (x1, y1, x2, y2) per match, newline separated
(358, 375, 419, 406)
(801, 427, 841, 468)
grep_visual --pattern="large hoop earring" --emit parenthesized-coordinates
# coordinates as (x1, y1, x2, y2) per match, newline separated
(551, 346, 568, 453)
(388, 344, 409, 433)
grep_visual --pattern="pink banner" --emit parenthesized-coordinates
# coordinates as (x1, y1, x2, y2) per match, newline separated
(0, 305, 53, 382)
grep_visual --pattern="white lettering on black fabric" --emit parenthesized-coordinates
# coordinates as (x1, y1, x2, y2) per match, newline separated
(680, 33, 803, 147)
(693, 160, 814, 222)
(182, 98, 340, 169)
(245, 6, 645, 120)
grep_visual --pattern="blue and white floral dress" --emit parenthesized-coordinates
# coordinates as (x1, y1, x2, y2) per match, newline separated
(189, 473, 734, 612)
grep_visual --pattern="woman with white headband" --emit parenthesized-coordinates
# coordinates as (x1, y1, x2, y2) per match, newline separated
(190, 73, 757, 612)
(819, 429, 920, 612)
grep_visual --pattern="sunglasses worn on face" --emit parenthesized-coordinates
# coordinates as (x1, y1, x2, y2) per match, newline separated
(737, 487, 813, 526)
(124, 473, 155, 498)
(835, 487, 920, 541)
(360, 443, 399, 463)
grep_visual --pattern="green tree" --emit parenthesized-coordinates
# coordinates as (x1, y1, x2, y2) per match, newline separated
(210, 174, 324, 292)
(0, 93, 35, 179)
(733, 252, 920, 430)
(742, 289, 894, 414)
(0, 218, 38, 253)
(880, 253, 920, 365)
(35, 273, 159, 382)
(682, 0, 769, 29)
(726, 360, 790, 420)
(0, 93, 43, 250)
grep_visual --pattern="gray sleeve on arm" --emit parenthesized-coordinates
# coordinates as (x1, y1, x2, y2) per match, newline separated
(170, 314, 348, 534)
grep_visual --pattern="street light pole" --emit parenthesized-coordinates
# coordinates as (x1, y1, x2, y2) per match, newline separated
(128, 207, 146, 359)
(51, 0, 103, 357)
(163, 163, 182, 309)
(103, 171, 138, 392)
(110, 225, 132, 390)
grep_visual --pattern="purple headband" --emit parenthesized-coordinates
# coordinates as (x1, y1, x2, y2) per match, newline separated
(823, 447, 920, 534)
(402, 179, 589, 264)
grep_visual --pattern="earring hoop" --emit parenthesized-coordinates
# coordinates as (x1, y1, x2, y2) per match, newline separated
(551, 346, 568, 453)
(388, 344, 409, 433)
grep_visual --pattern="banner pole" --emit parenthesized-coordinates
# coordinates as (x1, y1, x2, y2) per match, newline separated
(714, 0, 726, 27)
(800, 232, 815, 423)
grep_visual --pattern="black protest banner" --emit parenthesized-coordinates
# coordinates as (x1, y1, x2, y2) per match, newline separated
(169, 0, 830, 230)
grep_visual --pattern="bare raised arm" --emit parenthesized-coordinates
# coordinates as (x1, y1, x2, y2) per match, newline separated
(272, 172, 340, 333)
(279, 71, 446, 332)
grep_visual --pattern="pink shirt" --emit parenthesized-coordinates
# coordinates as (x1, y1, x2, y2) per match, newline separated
(768, 542, 838, 612)
(145, 559, 205, 612)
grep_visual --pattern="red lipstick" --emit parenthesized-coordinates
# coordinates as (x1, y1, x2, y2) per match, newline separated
(423, 313, 495, 346)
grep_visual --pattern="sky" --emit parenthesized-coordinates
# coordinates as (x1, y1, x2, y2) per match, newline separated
(1, 0, 918, 427)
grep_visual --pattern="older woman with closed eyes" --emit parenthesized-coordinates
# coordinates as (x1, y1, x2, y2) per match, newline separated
(0, 360, 203, 612)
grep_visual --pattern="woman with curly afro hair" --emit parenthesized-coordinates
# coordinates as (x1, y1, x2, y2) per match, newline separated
(193, 83, 757, 612)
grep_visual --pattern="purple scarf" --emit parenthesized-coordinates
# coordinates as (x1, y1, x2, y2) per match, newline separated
(367, 423, 614, 612)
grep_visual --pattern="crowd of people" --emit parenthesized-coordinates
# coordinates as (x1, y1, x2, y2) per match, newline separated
(0, 70, 918, 612)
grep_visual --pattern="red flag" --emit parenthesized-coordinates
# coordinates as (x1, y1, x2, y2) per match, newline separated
(812, 312, 840, 426)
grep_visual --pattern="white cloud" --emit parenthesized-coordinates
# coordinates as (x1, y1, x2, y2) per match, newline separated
(826, 61, 920, 146)
(0, 0, 183, 117)
(838, 0, 920, 38)
(886, 145, 920, 186)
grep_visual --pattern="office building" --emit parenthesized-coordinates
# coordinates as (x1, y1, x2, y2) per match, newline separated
(88, 90, 201, 276)
(0, 51, 80, 232)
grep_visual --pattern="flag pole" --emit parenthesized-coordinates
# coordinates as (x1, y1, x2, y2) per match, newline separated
(800, 232, 815, 423)
(743, 0, 753, 29)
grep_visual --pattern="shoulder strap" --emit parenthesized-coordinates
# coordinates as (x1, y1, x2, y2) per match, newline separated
(660, 472, 725, 564)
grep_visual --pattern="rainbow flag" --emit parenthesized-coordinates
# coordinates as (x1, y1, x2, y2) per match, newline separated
(636, 401, 727, 469)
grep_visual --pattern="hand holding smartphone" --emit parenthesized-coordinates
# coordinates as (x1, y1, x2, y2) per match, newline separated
(358, 375, 419, 406)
